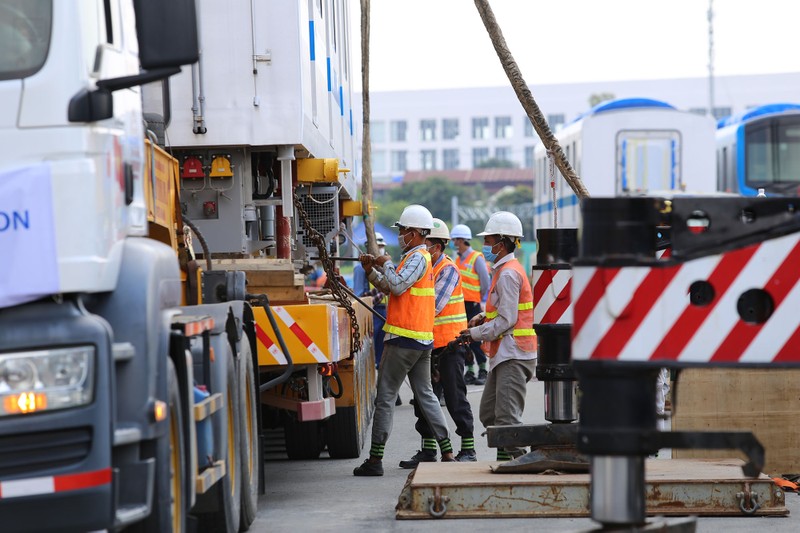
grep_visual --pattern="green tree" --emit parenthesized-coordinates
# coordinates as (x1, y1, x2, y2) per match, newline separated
(588, 92, 615, 108)
(375, 176, 483, 226)
(475, 157, 516, 169)
(493, 185, 533, 206)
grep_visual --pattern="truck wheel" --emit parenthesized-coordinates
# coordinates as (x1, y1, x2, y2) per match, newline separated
(283, 416, 324, 460)
(325, 407, 361, 459)
(199, 343, 241, 533)
(131, 359, 186, 532)
(237, 340, 259, 530)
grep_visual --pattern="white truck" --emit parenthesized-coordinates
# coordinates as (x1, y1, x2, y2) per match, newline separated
(0, 0, 372, 531)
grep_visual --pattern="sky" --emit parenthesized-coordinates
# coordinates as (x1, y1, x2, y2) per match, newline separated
(348, 0, 800, 92)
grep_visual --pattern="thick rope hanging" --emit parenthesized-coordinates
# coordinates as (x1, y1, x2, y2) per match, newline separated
(473, 0, 590, 200)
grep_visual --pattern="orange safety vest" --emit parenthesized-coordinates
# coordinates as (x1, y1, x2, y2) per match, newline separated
(456, 250, 488, 303)
(482, 258, 536, 357)
(432, 255, 469, 349)
(383, 249, 435, 341)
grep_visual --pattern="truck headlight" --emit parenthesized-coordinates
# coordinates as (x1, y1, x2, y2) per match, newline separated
(0, 346, 95, 416)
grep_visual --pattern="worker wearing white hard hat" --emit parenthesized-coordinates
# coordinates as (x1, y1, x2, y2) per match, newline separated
(355, 205, 454, 475)
(451, 223, 491, 386)
(400, 219, 477, 467)
(460, 211, 536, 461)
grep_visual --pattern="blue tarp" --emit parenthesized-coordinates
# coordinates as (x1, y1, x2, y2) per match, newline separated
(351, 221, 399, 246)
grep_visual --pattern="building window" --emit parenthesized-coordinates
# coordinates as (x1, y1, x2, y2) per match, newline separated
(443, 118, 459, 140)
(472, 147, 489, 168)
(495, 116, 512, 139)
(391, 150, 407, 173)
(547, 114, 565, 130)
(524, 146, 535, 168)
(472, 117, 489, 139)
(495, 146, 512, 163)
(523, 118, 535, 137)
(420, 119, 436, 141)
(443, 149, 459, 170)
(713, 107, 732, 120)
(421, 150, 436, 170)
(370, 121, 386, 143)
(372, 150, 387, 174)
(390, 120, 407, 142)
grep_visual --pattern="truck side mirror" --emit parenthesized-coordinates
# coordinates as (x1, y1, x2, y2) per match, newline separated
(133, 0, 199, 69)
(68, 88, 113, 122)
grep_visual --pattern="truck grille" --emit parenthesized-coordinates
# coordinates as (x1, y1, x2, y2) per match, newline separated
(0, 427, 92, 477)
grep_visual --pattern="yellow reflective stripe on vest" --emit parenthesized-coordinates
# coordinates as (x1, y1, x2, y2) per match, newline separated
(486, 310, 498, 319)
(461, 280, 480, 292)
(513, 328, 536, 336)
(518, 302, 533, 310)
(383, 323, 434, 341)
(434, 313, 468, 325)
(460, 269, 479, 280)
(448, 294, 464, 304)
(409, 287, 435, 297)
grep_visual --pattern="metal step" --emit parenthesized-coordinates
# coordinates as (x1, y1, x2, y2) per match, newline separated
(115, 504, 149, 526)
(196, 460, 226, 494)
(113, 426, 142, 446)
(112, 342, 135, 362)
(194, 392, 223, 421)
(396, 459, 787, 519)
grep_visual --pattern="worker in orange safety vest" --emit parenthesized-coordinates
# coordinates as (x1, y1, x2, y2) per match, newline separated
(459, 211, 537, 461)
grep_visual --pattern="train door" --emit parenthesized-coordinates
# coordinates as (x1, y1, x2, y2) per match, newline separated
(616, 130, 681, 193)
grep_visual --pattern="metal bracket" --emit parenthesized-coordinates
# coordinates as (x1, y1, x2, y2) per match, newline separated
(427, 486, 449, 518)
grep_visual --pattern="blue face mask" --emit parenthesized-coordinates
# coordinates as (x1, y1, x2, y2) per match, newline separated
(449, 241, 456, 250)
(482, 243, 497, 263)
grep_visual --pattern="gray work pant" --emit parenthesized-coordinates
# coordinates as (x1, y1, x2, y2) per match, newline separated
(371, 343, 450, 448)
(479, 358, 537, 457)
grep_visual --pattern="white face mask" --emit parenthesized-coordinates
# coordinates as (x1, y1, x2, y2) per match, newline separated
(377, 246, 385, 256)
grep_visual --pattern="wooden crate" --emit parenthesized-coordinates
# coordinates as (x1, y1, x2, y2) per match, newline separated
(671, 368, 800, 476)
(208, 258, 304, 287)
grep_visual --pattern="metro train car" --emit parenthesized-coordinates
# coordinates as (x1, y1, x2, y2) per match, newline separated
(533, 98, 717, 230)
(716, 103, 800, 196)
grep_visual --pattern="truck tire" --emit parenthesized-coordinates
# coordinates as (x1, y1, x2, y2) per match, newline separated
(325, 407, 361, 459)
(283, 416, 325, 460)
(131, 359, 187, 533)
(198, 343, 241, 533)
(237, 340, 259, 530)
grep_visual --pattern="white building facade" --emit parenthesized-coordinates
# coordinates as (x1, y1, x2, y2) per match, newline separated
(355, 73, 800, 184)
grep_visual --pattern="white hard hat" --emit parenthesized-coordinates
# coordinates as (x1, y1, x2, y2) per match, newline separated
(393, 204, 434, 230)
(450, 224, 472, 240)
(477, 211, 524, 238)
(428, 218, 450, 240)
(375, 232, 386, 246)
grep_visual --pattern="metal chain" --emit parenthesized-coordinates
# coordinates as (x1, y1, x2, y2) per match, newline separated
(293, 192, 362, 359)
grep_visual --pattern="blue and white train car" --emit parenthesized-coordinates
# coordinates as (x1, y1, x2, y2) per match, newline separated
(716, 104, 800, 196)
(533, 98, 717, 230)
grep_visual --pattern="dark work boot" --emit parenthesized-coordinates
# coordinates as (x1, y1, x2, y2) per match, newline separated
(353, 457, 384, 476)
(474, 368, 488, 386)
(399, 449, 437, 469)
(464, 369, 477, 385)
(455, 449, 477, 462)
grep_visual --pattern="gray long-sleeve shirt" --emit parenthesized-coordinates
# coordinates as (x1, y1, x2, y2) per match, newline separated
(457, 247, 491, 303)
(468, 253, 536, 370)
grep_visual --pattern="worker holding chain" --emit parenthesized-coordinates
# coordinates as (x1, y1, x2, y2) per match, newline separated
(353, 205, 455, 476)
(459, 212, 537, 461)
(400, 218, 477, 468)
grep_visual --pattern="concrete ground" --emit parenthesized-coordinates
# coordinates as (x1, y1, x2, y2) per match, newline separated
(253, 379, 799, 532)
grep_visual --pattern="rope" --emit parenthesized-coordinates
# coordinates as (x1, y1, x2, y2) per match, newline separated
(547, 149, 558, 229)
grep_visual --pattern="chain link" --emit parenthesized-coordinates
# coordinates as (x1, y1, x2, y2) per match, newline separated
(293, 192, 362, 359)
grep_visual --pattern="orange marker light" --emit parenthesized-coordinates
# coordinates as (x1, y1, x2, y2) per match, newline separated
(4, 392, 47, 415)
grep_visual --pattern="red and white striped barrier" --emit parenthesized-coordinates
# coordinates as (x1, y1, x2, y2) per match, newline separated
(533, 269, 572, 325)
(572, 232, 800, 364)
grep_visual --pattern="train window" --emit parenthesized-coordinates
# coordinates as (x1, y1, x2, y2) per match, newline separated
(616, 130, 681, 193)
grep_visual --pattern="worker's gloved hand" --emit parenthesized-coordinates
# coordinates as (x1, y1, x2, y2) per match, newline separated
(458, 329, 473, 342)
(468, 313, 485, 328)
(371, 290, 385, 307)
(359, 253, 375, 273)
(374, 254, 390, 267)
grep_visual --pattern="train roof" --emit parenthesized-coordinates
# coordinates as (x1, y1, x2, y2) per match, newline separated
(570, 97, 675, 124)
(717, 103, 800, 128)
